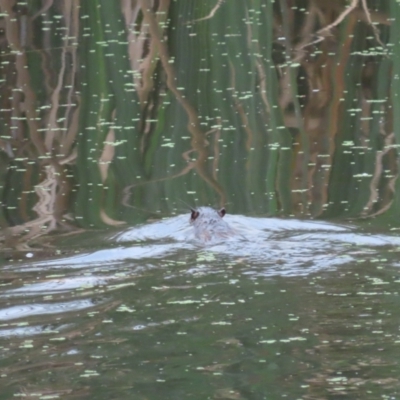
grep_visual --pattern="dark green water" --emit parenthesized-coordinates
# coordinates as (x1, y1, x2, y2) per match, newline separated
(1, 215, 400, 399)
(0, 0, 400, 398)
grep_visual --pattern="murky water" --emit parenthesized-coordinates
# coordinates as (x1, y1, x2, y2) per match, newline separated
(1, 213, 400, 399)
(0, 0, 399, 398)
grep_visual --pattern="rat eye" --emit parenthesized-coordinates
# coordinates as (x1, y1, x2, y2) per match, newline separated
(218, 208, 226, 218)
(190, 209, 200, 220)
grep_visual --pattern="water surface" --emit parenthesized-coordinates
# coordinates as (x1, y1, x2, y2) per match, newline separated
(1, 213, 400, 399)
(0, 0, 399, 398)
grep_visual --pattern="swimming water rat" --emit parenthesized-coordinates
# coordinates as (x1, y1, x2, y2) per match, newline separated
(190, 207, 234, 243)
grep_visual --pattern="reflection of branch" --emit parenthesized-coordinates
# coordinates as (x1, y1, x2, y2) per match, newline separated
(0, 0, 47, 157)
(123, 0, 170, 107)
(61, 0, 80, 157)
(229, 62, 253, 152)
(360, 0, 385, 49)
(32, 0, 54, 20)
(317, 0, 358, 36)
(123, 0, 145, 93)
(300, 0, 387, 51)
(290, 4, 320, 63)
(121, 161, 196, 208)
(188, 0, 225, 23)
(139, 0, 199, 125)
(98, 117, 126, 226)
(121, 126, 222, 208)
(139, 0, 227, 206)
(45, 47, 66, 151)
(363, 133, 396, 217)
(298, 0, 358, 50)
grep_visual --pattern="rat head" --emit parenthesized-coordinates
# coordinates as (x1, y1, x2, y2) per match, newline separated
(189, 207, 231, 243)
(190, 207, 226, 223)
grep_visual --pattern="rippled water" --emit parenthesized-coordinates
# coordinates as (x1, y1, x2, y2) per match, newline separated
(0, 213, 399, 399)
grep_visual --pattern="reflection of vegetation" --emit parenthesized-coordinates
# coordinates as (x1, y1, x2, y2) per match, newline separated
(0, 0, 397, 246)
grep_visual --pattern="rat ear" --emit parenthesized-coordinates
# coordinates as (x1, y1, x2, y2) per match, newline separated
(190, 209, 200, 220)
(218, 208, 226, 218)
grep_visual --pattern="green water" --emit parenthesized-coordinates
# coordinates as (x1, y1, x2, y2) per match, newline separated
(1, 217, 400, 399)
(0, 0, 399, 398)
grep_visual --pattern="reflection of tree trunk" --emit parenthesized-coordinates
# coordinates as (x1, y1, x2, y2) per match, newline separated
(3, 163, 71, 249)
(139, 0, 227, 206)
(0, 0, 47, 157)
(0, 0, 76, 247)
